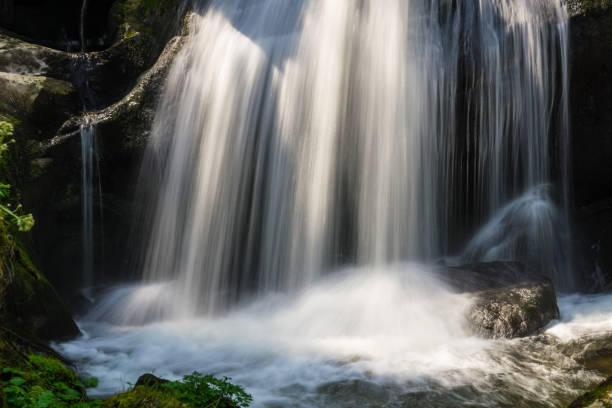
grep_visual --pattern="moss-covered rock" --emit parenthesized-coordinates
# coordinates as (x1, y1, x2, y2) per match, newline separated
(108, 0, 184, 46)
(569, 377, 612, 408)
(101, 386, 187, 408)
(0, 72, 78, 137)
(0, 218, 79, 341)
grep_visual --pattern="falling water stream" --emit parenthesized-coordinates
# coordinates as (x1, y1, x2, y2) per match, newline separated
(57, 0, 612, 406)
(76, 0, 101, 286)
(80, 123, 95, 287)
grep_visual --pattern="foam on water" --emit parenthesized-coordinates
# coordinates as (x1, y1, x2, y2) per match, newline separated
(57, 266, 611, 407)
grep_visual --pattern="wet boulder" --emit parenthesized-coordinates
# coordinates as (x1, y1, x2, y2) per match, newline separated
(437, 262, 560, 339)
(466, 279, 559, 339)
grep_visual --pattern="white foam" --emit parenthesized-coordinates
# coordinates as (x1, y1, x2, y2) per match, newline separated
(57, 266, 611, 407)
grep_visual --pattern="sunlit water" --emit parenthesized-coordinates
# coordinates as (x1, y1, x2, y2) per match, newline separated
(57, 265, 612, 407)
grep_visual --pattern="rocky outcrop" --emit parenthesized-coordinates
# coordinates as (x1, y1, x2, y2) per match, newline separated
(467, 280, 559, 338)
(437, 262, 560, 338)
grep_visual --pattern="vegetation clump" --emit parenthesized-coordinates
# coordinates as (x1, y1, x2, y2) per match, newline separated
(103, 372, 253, 408)
(1, 351, 101, 408)
(0, 121, 34, 235)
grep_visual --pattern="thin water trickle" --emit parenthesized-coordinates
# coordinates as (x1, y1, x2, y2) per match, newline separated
(80, 124, 95, 286)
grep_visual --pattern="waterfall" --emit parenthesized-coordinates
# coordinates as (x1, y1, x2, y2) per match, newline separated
(138, 0, 571, 316)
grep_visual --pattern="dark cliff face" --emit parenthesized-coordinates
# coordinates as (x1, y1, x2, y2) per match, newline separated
(569, 3, 612, 291)
(569, 2, 612, 208)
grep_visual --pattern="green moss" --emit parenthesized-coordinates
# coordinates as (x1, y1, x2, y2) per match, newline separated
(0, 114, 22, 127)
(102, 373, 252, 408)
(101, 386, 186, 408)
(110, 0, 180, 43)
(0, 351, 102, 408)
(570, 377, 612, 407)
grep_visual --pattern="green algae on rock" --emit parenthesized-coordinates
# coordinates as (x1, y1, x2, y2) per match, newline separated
(569, 377, 612, 408)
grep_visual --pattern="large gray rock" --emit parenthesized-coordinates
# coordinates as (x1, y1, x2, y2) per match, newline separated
(437, 262, 560, 339)
(467, 280, 559, 339)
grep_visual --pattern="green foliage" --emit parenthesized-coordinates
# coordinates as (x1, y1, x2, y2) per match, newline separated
(162, 372, 253, 408)
(0, 121, 34, 233)
(0, 353, 102, 408)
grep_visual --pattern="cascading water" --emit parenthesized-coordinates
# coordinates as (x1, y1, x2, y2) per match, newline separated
(139, 0, 571, 316)
(75, 0, 102, 287)
(58, 1, 612, 406)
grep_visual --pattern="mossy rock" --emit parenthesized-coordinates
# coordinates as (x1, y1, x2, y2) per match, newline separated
(108, 0, 184, 50)
(569, 377, 612, 407)
(0, 72, 78, 138)
(101, 386, 187, 408)
(0, 219, 79, 341)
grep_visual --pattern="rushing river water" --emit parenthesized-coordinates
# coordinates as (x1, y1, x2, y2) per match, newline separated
(57, 267, 612, 407)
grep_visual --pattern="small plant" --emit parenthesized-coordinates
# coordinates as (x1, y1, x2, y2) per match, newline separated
(162, 372, 253, 408)
(0, 121, 34, 233)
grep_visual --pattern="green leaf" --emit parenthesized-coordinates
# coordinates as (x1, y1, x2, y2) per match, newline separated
(9, 377, 26, 386)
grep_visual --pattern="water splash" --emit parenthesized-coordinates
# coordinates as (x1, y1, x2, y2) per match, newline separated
(56, 271, 611, 407)
(462, 185, 574, 289)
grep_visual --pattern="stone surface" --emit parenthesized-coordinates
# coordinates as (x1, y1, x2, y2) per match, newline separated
(437, 262, 560, 338)
(135, 373, 169, 388)
(0, 71, 78, 135)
